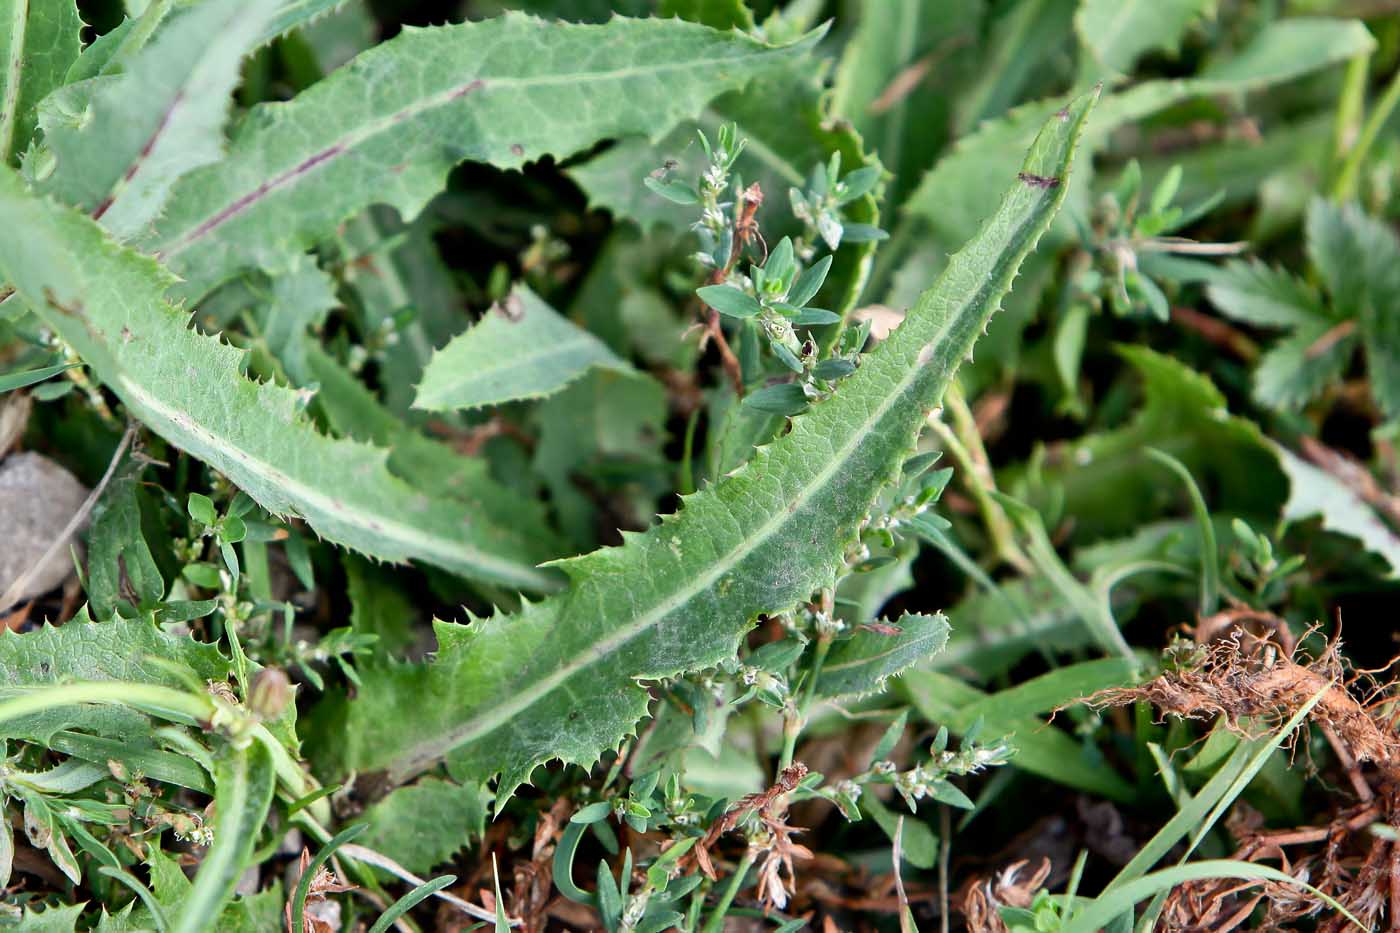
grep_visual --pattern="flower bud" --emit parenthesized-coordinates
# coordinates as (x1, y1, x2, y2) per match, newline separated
(249, 668, 292, 720)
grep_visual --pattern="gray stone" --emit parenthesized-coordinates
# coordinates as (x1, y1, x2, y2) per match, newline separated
(0, 452, 89, 603)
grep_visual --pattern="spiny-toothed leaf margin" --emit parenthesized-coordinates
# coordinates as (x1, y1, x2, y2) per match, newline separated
(314, 89, 1100, 801)
(144, 12, 823, 299)
(0, 168, 562, 592)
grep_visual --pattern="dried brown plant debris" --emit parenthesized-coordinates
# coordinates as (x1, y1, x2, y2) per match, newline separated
(508, 797, 570, 933)
(1080, 618, 1400, 931)
(1084, 627, 1400, 770)
(686, 763, 814, 912)
(284, 849, 356, 933)
(961, 858, 1052, 933)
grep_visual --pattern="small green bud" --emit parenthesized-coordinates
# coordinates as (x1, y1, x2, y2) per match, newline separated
(248, 668, 292, 720)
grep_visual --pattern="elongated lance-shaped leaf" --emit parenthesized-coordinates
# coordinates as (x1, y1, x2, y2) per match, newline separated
(142, 12, 820, 299)
(1075, 0, 1213, 80)
(313, 89, 1100, 798)
(815, 612, 950, 699)
(901, 18, 1375, 252)
(34, 0, 279, 240)
(0, 0, 82, 164)
(0, 166, 562, 593)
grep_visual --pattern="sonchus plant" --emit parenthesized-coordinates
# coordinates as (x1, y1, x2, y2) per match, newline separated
(0, 0, 1103, 926)
(317, 92, 1098, 796)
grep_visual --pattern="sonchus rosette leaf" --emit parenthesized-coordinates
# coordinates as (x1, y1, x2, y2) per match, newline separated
(0, 0, 83, 164)
(32, 0, 281, 239)
(142, 12, 824, 299)
(317, 89, 1100, 800)
(0, 167, 561, 592)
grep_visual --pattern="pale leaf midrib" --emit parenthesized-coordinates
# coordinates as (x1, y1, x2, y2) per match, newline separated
(393, 243, 1020, 777)
(162, 46, 788, 257)
(101, 1, 250, 223)
(418, 332, 616, 409)
(819, 621, 946, 676)
(115, 372, 557, 592)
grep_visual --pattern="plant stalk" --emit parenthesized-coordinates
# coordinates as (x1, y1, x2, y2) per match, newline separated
(778, 633, 832, 776)
(930, 383, 1033, 575)
(1333, 61, 1400, 202)
(699, 851, 756, 933)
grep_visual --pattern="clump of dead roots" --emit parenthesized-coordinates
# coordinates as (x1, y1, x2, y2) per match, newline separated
(965, 611, 1400, 932)
(1090, 617, 1400, 771)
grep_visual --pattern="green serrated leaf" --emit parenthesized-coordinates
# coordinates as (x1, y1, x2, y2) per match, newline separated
(314, 90, 1099, 799)
(68, 0, 355, 84)
(415, 287, 632, 412)
(1206, 260, 1325, 329)
(1253, 319, 1356, 411)
(34, 0, 279, 239)
(0, 169, 561, 591)
(359, 778, 490, 875)
(262, 0, 355, 47)
(7, 903, 84, 933)
(143, 13, 819, 299)
(0, 0, 83, 164)
(816, 612, 949, 698)
(304, 344, 560, 561)
(0, 611, 228, 744)
(1014, 347, 1287, 541)
(1304, 198, 1400, 419)
(658, 0, 755, 31)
